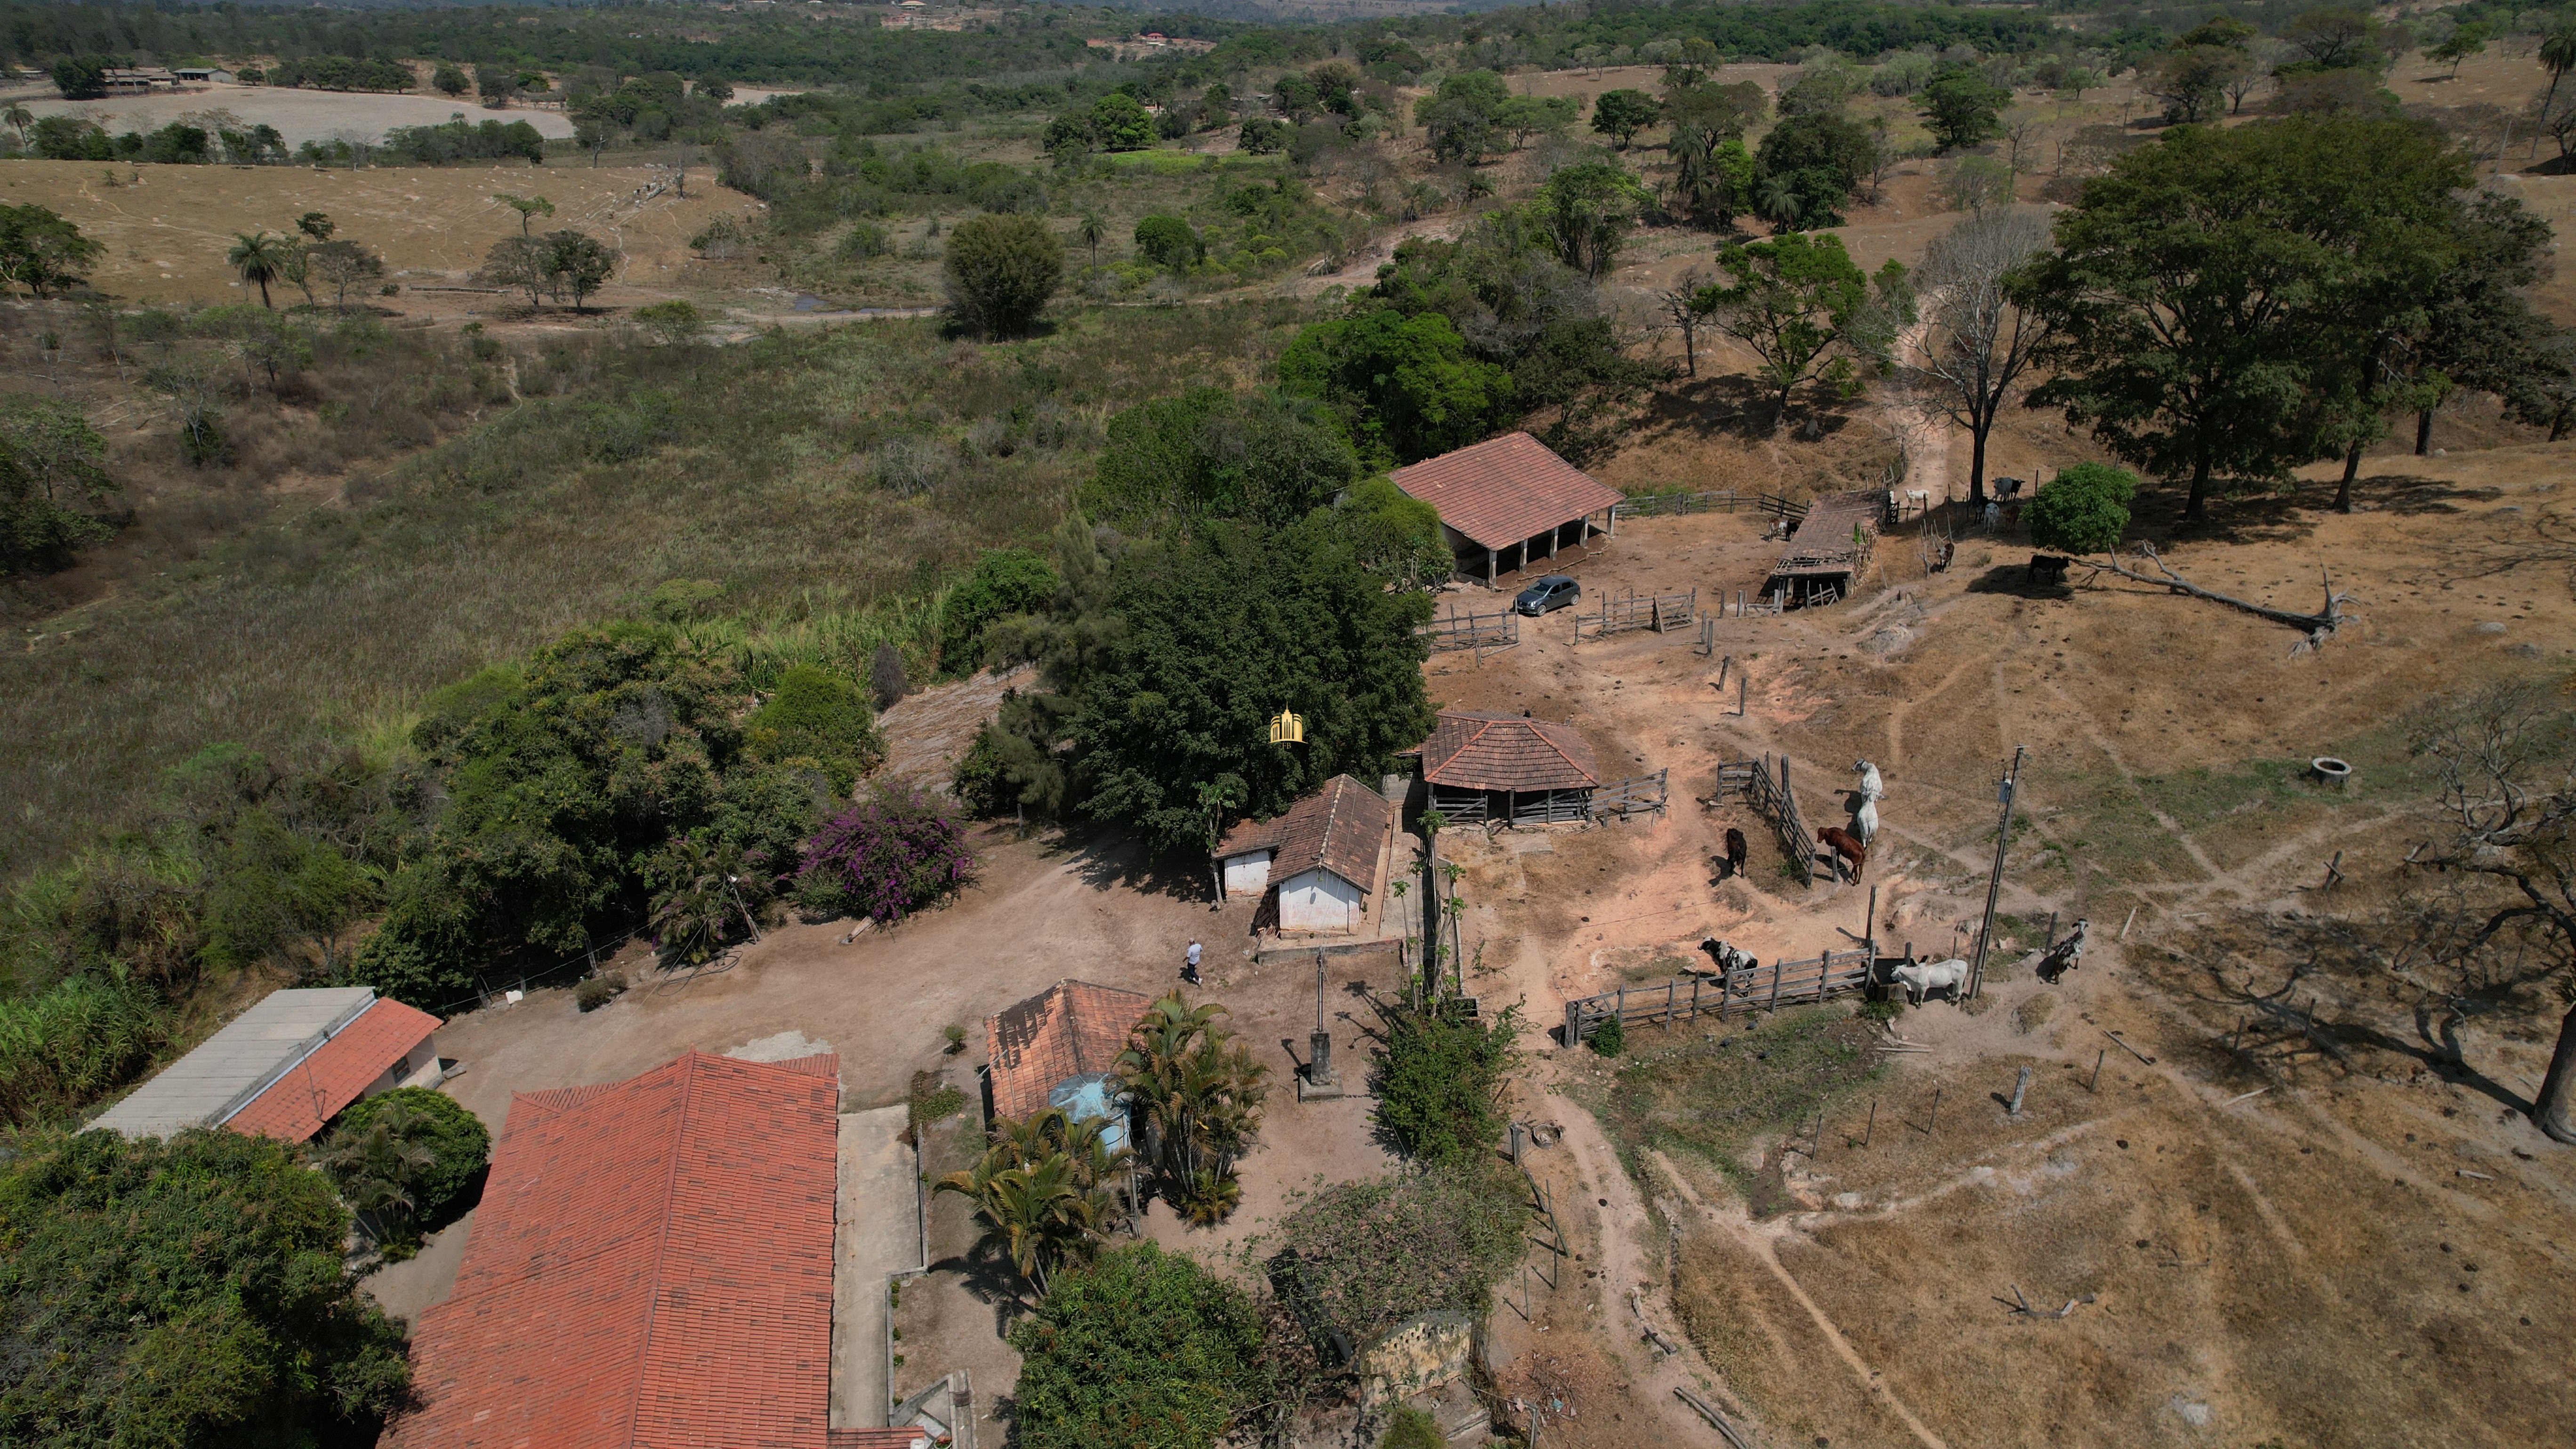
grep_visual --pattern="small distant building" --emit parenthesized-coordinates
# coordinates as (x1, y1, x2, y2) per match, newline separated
(87, 985, 444, 1143)
(984, 980, 1153, 1141)
(1214, 774, 1396, 935)
(172, 65, 232, 84)
(400, 1051, 842, 1449)
(98, 66, 179, 93)
(1392, 432, 1626, 588)
(1420, 709, 1599, 826)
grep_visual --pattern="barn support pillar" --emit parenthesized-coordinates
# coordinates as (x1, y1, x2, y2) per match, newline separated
(1485, 546, 1496, 587)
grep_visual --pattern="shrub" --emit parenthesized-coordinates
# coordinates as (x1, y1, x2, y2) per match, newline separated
(1272, 1165, 1524, 1353)
(942, 212, 1063, 339)
(837, 221, 891, 259)
(323, 1086, 490, 1235)
(870, 641, 908, 710)
(1007, 1243, 1270, 1449)
(576, 975, 617, 1011)
(745, 663, 885, 793)
(1858, 995, 1905, 1022)
(1372, 1004, 1519, 1166)
(1379, 1406, 1445, 1449)
(632, 299, 706, 345)
(796, 788, 976, 923)
(0, 973, 167, 1127)
(2026, 462, 2138, 555)
(1134, 214, 1204, 272)
(0, 1128, 411, 1443)
(1587, 1012, 1625, 1056)
(936, 547, 1059, 677)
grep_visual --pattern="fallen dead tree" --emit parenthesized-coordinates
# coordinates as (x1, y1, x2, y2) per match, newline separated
(2087, 544, 2353, 655)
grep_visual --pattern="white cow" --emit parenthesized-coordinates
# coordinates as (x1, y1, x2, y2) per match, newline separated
(1892, 957, 1970, 1006)
(1853, 759, 1887, 803)
(1853, 797, 1879, 846)
(1700, 937, 1759, 974)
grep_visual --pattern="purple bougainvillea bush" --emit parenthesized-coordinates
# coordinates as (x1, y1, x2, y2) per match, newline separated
(796, 787, 978, 923)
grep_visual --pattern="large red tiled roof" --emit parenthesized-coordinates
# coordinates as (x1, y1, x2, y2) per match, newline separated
(985, 981, 1152, 1124)
(397, 1051, 842, 1449)
(225, 997, 443, 1143)
(1213, 774, 1391, 893)
(1390, 432, 1626, 552)
(1421, 710, 1599, 792)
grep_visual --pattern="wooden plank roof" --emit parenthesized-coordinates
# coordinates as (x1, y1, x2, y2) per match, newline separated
(1769, 489, 1885, 579)
(1421, 710, 1599, 792)
(1390, 433, 1625, 552)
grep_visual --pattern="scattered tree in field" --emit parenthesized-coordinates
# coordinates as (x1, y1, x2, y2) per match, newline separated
(1590, 88, 1659, 148)
(1075, 208, 1105, 274)
(493, 191, 554, 236)
(0, 394, 118, 572)
(1898, 206, 2051, 504)
(306, 239, 384, 312)
(633, 298, 706, 345)
(1117, 992, 1267, 1225)
(1919, 66, 2010, 150)
(543, 229, 613, 311)
(2405, 682, 2576, 1143)
(2543, 28, 2576, 108)
(1006, 1243, 1270, 1448)
(2024, 462, 2137, 554)
(432, 62, 468, 97)
(1705, 232, 1909, 430)
(1418, 69, 1512, 163)
(479, 234, 553, 308)
(1752, 111, 1877, 228)
(942, 212, 1063, 338)
(1533, 161, 1650, 281)
(2281, 7, 2395, 73)
(795, 787, 976, 924)
(0, 1128, 411, 1443)
(2428, 24, 2489, 79)
(1133, 214, 1204, 273)
(227, 230, 291, 308)
(940, 547, 1063, 676)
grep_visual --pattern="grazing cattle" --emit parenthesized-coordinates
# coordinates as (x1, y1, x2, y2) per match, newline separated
(1852, 760, 1886, 803)
(1892, 956, 1970, 1006)
(1930, 540, 1956, 572)
(1817, 826, 1867, 882)
(2029, 554, 2072, 588)
(1852, 797, 1879, 846)
(1699, 937, 1759, 974)
(1723, 827, 1749, 878)
(1994, 476, 2025, 501)
(2037, 918, 2091, 984)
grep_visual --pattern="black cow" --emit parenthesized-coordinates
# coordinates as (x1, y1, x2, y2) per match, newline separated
(2028, 554, 2072, 588)
(1723, 827, 1749, 879)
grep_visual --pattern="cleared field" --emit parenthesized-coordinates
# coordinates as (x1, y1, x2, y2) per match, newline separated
(0, 82, 580, 148)
(0, 158, 755, 306)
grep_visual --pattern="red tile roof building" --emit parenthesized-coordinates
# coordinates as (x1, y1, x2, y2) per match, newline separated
(225, 997, 443, 1142)
(397, 1051, 842, 1449)
(1391, 433, 1625, 585)
(1422, 710, 1599, 793)
(984, 981, 1152, 1123)
(1213, 773, 1393, 893)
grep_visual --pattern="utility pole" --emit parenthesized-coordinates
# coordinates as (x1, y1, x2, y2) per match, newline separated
(1967, 745, 2024, 999)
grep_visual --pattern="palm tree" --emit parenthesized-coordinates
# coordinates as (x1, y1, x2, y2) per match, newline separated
(650, 835, 749, 966)
(1757, 176, 1803, 230)
(226, 231, 290, 309)
(1116, 992, 1267, 1223)
(934, 1113, 1117, 1295)
(3, 103, 31, 146)
(314, 1103, 435, 1245)
(1076, 209, 1105, 275)
(2545, 28, 2576, 108)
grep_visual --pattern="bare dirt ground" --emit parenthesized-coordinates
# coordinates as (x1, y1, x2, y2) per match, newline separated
(0, 78, 797, 149)
(1409, 436, 2576, 1446)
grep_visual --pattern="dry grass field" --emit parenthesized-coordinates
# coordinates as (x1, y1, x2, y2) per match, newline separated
(0, 158, 753, 309)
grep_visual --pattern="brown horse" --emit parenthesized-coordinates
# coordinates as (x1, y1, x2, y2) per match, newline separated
(1817, 826, 1867, 882)
(1723, 827, 1749, 879)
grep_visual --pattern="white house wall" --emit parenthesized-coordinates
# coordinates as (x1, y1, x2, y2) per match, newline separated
(1278, 868, 1365, 934)
(1222, 850, 1273, 898)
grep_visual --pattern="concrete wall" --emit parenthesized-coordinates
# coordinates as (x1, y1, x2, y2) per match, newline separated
(1355, 1310, 1477, 1409)
(1278, 867, 1364, 934)
(1220, 849, 1272, 898)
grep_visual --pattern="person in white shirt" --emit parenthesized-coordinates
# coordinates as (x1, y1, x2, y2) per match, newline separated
(1183, 940, 1202, 985)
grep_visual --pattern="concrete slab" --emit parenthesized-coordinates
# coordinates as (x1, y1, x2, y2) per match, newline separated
(832, 1106, 921, 1430)
(360, 1209, 474, 1326)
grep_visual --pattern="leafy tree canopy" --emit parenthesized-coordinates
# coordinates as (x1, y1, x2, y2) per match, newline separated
(1006, 1242, 1271, 1449)
(2025, 462, 2138, 554)
(1752, 111, 1877, 228)
(1920, 65, 2011, 151)
(1086, 386, 1363, 530)
(0, 1128, 409, 1446)
(939, 546, 1062, 676)
(943, 212, 1063, 339)
(1590, 88, 1660, 148)
(744, 663, 886, 793)
(1279, 308, 1514, 467)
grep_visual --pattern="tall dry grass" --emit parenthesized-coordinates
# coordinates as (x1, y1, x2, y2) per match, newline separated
(1, 299, 1307, 879)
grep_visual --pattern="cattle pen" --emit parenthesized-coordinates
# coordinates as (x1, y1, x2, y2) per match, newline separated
(1763, 488, 1887, 608)
(1563, 945, 1880, 1044)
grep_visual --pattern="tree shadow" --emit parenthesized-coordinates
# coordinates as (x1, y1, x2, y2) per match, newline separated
(930, 1235, 1038, 1337)
(1630, 371, 1860, 445)
(2369, 473, 2507, 516)
(1059, 828, 1217, 902)
(1962, 563, 2072, 599)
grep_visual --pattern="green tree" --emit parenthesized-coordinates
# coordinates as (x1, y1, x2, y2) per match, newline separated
(1075, 207, 1105, 274)
(2025, 462, 2137, 554)
(933, 1107, 1124, 1291)
(0, 393, 117, 572)
(226, 230, 291, 308)
(2, 102, 29, 145)
(478, 233, 553, 309)
(1753, 111, 1877, 228)
(940, 547, 1062, 676)
(1590, 88, 1660, 148)
(201, 809, 376, 975)
(0, 1128, 410, 1444)
(1087, 387, 1361, 530)
(2429, 24, 2489, 78)
(1090, 91, 1156, 152)
(1705, 232, 1908, 429)
(2144, 45, 2249, 125)
(1279, 308, 1514, 464)
(2017, 116, 2472, 519)
(647, 833, 750, 967)
(1372, 1004, 1519, 1166)
(1533, 161, 1651, 281)
(306, 237, 384, 313)
(432, 62, 468, 97)
(50, 55, 112, 100)
(2281, 7, 2393, 72)
(1006, 1243, 1270, 1448)
(543, 229, 613, 312)
(326, 1087, 490, 1233)
(1338, 475, 1450, 590)
(1133, 214, 1204, 273)
(942, 212, 1063, 339)
(1117, 992, 1268, 1224)
(2543, 28, 2576, 108)
(743, 663, 883, 790)
(493, 191, 554, 236)
(1417, 70, 1511, 163)
(1920, 66, 2010, 151)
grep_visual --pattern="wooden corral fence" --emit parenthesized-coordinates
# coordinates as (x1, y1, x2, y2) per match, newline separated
(1425, 607, 1520, 663)
(1615, 490, 1808, 524)
(1562, 946, 1876, 1043)
(1572, 588, 1697, 644)
(1714, 754, 1815, 886)
(1589, 770, 1669, 823)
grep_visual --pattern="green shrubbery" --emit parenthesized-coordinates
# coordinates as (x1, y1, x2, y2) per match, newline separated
(0, 972, 165, 1127)
(2026, 462, 2139, 555)
(318, 1087, 491, 1251)
(1007, 1243, 1272, 1449)
(1371, 1004, 1520, 1166)
(0, 1128, 410, 1444)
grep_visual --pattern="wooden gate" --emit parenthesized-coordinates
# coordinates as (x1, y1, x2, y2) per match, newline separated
(1713, 754, 1815, 886)
(1562, 947, 1876, 1044)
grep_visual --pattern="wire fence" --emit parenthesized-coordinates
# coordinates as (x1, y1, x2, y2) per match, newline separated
(426, 920, 652, 1018)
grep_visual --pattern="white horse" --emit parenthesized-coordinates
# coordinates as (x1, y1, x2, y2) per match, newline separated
(1853, 797, 1879, 846)
(1853, 759, 1886, 803)
(1892, 957, 1969, 1006)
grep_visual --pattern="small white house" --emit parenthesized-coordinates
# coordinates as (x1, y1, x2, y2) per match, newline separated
(1214, 775, 1394, 935)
